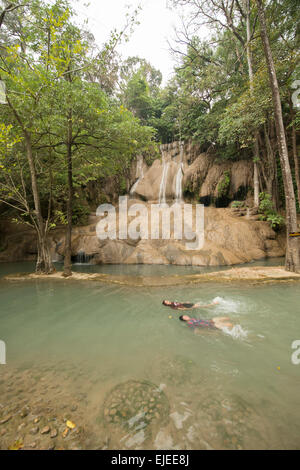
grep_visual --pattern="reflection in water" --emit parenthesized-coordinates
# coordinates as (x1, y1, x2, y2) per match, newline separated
(0, 257, 285, 278)
(0, 259, 300, 450)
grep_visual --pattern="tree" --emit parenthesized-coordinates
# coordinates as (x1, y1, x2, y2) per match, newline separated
(0, 0, 156, 275)
(119, 57, 163, 129)
(256, 0, 300, 273)
(171, 0, 261, 205)
(0, 1, 26, 29)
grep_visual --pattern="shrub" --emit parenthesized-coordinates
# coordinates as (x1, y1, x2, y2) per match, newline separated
(217, 171, 231, 197)
(232, 200, 245, 208)
(259, 192, 284, 230)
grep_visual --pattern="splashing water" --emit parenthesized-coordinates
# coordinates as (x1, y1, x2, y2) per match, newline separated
(212, 296, 242, 314)
(221, 324, 248, 340)
(207, 296, 248, 339)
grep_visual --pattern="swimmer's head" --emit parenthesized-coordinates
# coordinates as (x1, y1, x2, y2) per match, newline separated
(162, 300, 172, 306)
(179, 315, 190, 322)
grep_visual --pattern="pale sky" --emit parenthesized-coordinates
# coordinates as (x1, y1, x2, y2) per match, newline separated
(73, 0, 183, 84)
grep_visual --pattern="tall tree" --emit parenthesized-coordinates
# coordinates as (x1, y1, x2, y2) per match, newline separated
(171, 0, 261, 205)
(0, 1, 56, 273)
(0, 0, 156, 275)
(256, 0, 300, 273)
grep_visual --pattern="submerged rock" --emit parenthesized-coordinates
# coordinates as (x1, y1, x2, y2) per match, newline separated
(40, 426, 50, 435)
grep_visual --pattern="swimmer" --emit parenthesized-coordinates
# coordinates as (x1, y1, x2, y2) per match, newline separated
(179, 315, 233, 331)
(162, 299, 219, 310)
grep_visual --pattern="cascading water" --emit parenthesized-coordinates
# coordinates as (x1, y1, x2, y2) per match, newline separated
(158, 149, 170, 204)
(175, 142, 184, 203)
(130, 155, 144, 196)
(73, 250, 92, 265)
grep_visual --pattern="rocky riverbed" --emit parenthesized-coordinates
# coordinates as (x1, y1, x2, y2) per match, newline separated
(0, 365, 98, 450)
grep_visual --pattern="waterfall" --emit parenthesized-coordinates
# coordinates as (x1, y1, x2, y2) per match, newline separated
(73, 251, 92, 265)
(159, 149, 170, 204)
(130, 155, 144, 196)
(175, 142, 184, 203)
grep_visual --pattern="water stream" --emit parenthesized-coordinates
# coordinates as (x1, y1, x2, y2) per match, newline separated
(158, 149, 170, 205)
(130, 155, 144, 196)
(175, 142, 184, 204)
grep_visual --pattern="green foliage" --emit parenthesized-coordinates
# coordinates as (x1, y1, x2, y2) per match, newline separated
(218, 71, 272, 149)
(217, 171, 231, 197)
(259, 192, 285, 229)
(0, 0, 156, 228)
(232, 200, 245, 208)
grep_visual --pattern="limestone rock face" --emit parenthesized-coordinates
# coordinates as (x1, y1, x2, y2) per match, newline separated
(129, 141, 253, 206)
(0, 206, 286, 266)
(50, 205, 285, 266)
(0, 141, 288, 268)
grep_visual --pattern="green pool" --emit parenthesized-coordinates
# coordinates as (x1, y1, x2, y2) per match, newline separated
(0, 259, 299, 450)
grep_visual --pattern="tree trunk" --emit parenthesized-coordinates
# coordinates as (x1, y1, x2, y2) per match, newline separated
(263, 121, 279, 210)
(63, 111, 73, 277)
(36, 231, 53, 274)
(289, 95, 300, 208)
(257, 0, 300, 273)
(25, 133, 54, 274)
(245, 0, 260, 207)
(253, 159, 260, 206)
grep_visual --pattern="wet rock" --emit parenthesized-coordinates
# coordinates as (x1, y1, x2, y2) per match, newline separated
(50, 429, 58, 438)
(41, 426, 50, 435)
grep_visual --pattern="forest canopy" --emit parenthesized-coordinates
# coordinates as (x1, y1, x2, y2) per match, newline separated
(0, 0, 299, 274)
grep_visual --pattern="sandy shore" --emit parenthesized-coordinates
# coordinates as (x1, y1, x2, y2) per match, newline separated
(2, 266, 300, 287)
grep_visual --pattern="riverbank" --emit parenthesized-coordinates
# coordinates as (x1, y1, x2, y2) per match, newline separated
(3, 266, 300, 286)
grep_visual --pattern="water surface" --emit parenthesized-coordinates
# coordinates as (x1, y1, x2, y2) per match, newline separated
(0, 259, 299, 450)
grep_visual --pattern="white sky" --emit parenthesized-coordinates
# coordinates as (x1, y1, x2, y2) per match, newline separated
(73, 0, 183, 84)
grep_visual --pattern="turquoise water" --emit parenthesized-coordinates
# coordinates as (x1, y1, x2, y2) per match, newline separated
(0, 256, 285, 276)
(0, 259, 300, 450)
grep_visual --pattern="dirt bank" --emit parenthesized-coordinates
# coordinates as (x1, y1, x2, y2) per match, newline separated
(3, 266, 300, 287)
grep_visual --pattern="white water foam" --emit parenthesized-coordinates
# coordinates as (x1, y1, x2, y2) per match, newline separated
(212, 296, 242, 314)
(221, 324, 248, 340)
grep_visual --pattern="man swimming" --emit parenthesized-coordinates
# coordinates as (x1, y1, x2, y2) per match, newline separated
(162, 300, 219, 310)
(179, 315, 233, 331)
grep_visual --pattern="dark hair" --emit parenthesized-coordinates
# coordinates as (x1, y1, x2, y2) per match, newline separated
(179, 315, 186, 322)
(162, 300, 167, 305)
